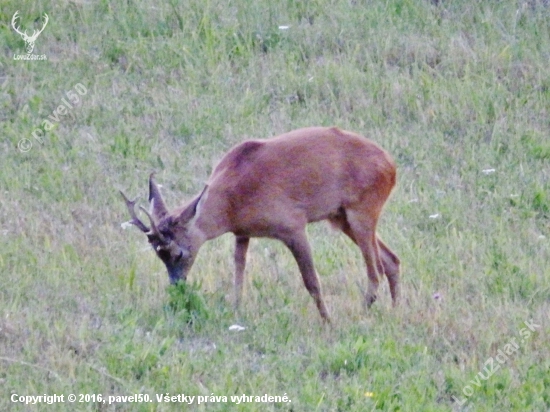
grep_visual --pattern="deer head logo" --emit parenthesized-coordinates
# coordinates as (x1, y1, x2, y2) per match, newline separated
(11, 11, 49, 54)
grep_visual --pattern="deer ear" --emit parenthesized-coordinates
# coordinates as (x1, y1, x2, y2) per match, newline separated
(148, 173, 168, 220)
(175, 186, 208, 224)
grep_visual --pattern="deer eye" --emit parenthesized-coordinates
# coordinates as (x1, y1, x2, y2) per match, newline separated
(155, 246, 169, 258)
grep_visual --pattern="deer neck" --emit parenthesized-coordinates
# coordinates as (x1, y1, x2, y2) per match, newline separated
(190, 190, 230, 242)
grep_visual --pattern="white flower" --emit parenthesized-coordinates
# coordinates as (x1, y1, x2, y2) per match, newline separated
(120, 221, 133, 229)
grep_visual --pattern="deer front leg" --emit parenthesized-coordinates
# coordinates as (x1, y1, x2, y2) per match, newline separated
(234, 236, 249, 310)
(281, 230, 330, 322)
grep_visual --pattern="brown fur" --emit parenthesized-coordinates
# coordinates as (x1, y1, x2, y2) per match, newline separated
(122, 127, 400, 322)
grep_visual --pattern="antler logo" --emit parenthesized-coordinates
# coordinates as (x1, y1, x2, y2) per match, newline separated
(11, 11, 49, 54)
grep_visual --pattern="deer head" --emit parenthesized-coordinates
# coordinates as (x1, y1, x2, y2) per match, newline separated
(120, 174, 205, 284)
(12, 11, 49, 54)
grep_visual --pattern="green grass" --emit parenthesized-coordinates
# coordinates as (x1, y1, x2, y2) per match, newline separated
(1, 0, 549, 410)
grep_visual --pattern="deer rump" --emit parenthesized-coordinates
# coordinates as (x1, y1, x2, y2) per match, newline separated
(122, 127, 400, 321)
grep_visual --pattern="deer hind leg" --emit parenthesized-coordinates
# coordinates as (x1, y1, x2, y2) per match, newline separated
(330, 212, 400, 307)
(376, 237, 400, 306)
(280, 229, 330, 322)
(340, 208, 384, 308)
(234, 236, 249, 310)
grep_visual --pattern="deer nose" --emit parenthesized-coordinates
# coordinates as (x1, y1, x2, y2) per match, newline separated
(167, 264, 185, 284)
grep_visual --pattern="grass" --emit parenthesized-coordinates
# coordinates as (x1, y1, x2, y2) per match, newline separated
(1, 0, 549, 410)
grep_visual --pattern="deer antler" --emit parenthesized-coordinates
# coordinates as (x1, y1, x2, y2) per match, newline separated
(119, 191, 151, 233)
(139, 206, 169, 244)
(11, 11, 27, 38)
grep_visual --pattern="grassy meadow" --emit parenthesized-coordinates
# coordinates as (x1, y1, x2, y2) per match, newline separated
(1, 0, 549, 410)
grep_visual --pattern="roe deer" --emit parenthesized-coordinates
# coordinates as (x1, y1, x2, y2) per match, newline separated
(121, 127, 400, 321)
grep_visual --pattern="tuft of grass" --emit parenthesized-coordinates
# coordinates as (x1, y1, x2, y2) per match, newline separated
(165, 280, 210, 326)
